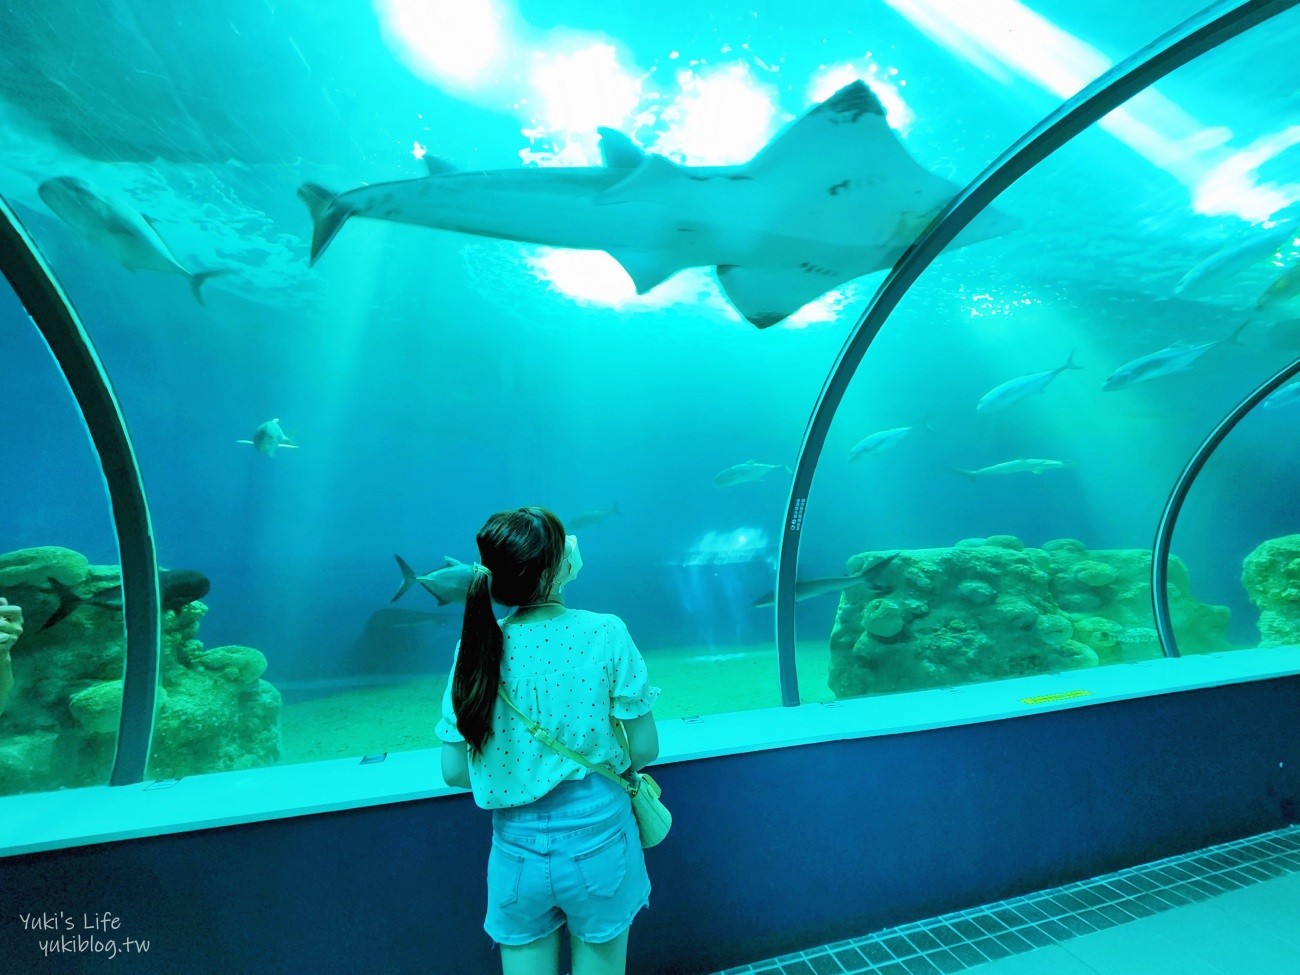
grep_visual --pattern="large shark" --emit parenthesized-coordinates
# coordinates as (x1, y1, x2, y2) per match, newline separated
(37, 177, 226, 305)
(298, 82, 1017, 328)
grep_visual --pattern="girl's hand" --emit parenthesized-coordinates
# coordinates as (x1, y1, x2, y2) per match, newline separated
(0, 597, 23, 648)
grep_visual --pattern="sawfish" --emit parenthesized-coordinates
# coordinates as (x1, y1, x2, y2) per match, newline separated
(299, 82, 1017, 328)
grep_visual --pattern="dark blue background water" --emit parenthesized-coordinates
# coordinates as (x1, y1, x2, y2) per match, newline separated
(2, 0, 1299, 690)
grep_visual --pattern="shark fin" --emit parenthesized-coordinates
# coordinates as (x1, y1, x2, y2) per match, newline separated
(605, 248, 684, 294)
(443, 556, 462, 567)
(298, 183, 352, 265)
(743, 80, 925, 191)
(391, 555, 418, 602)
(597, 127, 646, 169)
(596, 154, 688, 206)
(424, 155, 457, 176)
(40, 577, 82, 631)
(188, 269, 231, 306)
(716, 265, 842, 328)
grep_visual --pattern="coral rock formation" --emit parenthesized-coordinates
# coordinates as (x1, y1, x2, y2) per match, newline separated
(0, 546, 281, 795)
(830, 537, 1232, 698)
(1242, 534, 1300, 646)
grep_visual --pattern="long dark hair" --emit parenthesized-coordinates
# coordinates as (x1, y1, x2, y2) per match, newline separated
(454, 506, 566, 756)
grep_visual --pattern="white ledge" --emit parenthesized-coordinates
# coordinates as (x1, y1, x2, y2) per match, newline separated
(2, 646, 1297, 858)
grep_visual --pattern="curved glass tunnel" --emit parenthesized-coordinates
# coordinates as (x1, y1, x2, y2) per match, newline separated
(0, 0, 1296, 808)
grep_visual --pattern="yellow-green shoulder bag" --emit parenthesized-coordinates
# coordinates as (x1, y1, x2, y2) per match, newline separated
(497, 686, 671, 848)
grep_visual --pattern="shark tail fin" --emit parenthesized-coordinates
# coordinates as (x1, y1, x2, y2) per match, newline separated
(1224, 320, 1251, 345)
(298, 183, 351, 265)
(610, 502, 622, 516)
(391, 555, 418, 603)
(40, 577, 82, 631)
(188, 269, 232, 306)
(1064, 348, 1083, 370)
(920, 414, 938, 432)
(953, 467, 978, 481)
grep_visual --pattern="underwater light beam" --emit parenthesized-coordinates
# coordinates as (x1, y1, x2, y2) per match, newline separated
(377, 0, 503, 86)
(883, 0, 1300, 222)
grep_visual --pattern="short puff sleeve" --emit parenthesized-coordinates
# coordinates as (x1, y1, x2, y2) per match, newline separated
(606, 617, 660, 720)
(434, 641, 465, 743)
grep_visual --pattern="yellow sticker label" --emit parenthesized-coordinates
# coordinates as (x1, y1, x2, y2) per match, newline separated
(1019, 689, 1093, 705)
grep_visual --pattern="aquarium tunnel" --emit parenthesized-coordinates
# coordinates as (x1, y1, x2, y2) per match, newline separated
(2, 1, 1300, 973)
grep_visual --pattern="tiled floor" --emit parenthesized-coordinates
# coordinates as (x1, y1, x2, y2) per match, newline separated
(712, 825, 1300, 975)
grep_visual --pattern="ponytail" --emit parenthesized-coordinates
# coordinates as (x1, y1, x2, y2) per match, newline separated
(453, 570, 503, 756)
(452, 506, 566, 758)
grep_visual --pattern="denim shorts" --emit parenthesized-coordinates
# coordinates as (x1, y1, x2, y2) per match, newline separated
(486, 772, 651, 945)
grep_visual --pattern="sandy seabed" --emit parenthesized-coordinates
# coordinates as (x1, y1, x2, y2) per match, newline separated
(279, 641, 834, 764)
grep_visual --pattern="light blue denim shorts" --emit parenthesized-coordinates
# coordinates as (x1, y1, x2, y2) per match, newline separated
(486, 772, 651, 945)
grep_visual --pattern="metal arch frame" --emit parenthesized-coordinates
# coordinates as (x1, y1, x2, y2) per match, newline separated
(1151, 357, 1300, 657)
(0, 197, 161, 785)
(774, 0, 1299, 706)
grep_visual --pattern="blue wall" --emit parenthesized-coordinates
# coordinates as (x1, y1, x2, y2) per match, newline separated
(2, 677, 1297, 974)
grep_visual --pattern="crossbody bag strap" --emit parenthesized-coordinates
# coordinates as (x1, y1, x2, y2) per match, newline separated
(497, 686, 635, 795)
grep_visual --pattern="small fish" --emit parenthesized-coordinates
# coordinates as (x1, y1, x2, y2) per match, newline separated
(713, 461, 790, 488)
(1093, 625, 1159, 647)
(956, 459, 1071, 478)
(567, 503, 621, 530)
(40, 569, 211, 631)
(391, 555, 476, 606)
(849, 418, 932, 459)
(37, 176, 227, 305)
(1117, 627, 1158, 644)
(1174, 227, 1294, 297)
(363, 608, 454, 629)
(1101, 321, 1247, 391)
(1257, 264, 1300, 311)
(237, 418, 298, 457)
(1263, 380, 1300, 410)
(752, 552, 897, 607)
(976, 350, 1081, 413)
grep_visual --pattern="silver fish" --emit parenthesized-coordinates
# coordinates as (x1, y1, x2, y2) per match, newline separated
(391, 555, 476, 606)
(1257, 263, 1300, 311)
(957, 459, 1071, 478)
(849, 418, 932, 459)
(977, 350, 1081, 413)
(1102, 321, 1247, 391)
(237, 418, 298, 457)
(714, 461, 789, 488)
(752, 552, 897, 607)
(1263, 380, 1300, 410)
(567, 503, 621, 529)
(1174, 226, 1294, 297)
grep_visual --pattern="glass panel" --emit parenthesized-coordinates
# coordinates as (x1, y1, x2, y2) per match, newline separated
(798, 5, 1300, 701)
(0, 276, 124, 796)
(1172, 384, 1300, 656)
(0, 0, 1219, 785)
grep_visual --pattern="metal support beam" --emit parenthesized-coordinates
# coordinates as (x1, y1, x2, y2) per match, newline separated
(775, 0, 1299, 705)
(0, 197, 160, 784)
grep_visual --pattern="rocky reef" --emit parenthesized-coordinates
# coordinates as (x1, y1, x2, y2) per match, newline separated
(1242, 533, 1300, 646)
(0, 546, 281, 795)
(830, 536, 1233, 698)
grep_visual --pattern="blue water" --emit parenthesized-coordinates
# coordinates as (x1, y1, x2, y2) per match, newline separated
(2, 0, 1299, 693)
